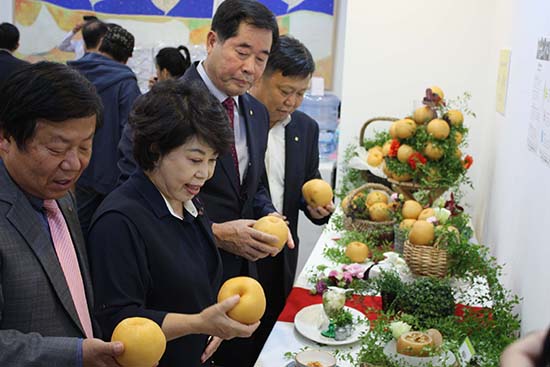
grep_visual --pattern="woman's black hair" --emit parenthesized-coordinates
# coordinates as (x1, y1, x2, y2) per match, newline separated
(155, 45, 192, 78)
(130, 79, 233, 171)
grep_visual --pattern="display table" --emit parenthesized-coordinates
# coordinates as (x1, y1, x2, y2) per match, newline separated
(255, 229, 362, 367)
(254, 225, 490, 367)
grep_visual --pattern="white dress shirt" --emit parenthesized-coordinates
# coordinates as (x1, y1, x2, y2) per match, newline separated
(197, 62, 249, 184)
(58, 31, 85, 60)
(159, 190, 198, 220)
(265, 115, 292, 213)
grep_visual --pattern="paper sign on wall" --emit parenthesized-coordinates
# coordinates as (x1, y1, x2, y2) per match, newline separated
(496, 49, 511, 115)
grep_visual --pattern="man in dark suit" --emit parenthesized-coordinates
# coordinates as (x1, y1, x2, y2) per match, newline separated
(0, 62, 124, 366)
(0, 22, 28, 85)
(249, 35, 335, 358)
(182, 1, 294, 366)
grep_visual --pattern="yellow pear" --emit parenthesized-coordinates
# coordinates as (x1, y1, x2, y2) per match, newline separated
(454, 131, 463, 144)
(408, 220, 435, 246)
(366, 191, 388, 207)
(341, 195, 350, 213)
(253, 216, 288, 250)
(367, 150, 384, 167)
(369, 202, 391, 222)
(302, 179, 333, 207)
(218, 277, 266, 324)
(397, 144, 415, 163)
(399, 218, 417, 230)
(424, 142, 444, 160)
(394, 119, 417, 139)
(427, 119, 450, 140)
(389, 122, 398, 139)
(369, 146, 383, 155)
(382, 140, 392, 156)
(402, 200, 423, 219)
(418, 208, 436, 221)
(345, 241, 370, 263)
(446, 110, 464, 126)
(412, 106, 436, 125)
(111, 318, 166, 367)
(430, 86, 445, 100)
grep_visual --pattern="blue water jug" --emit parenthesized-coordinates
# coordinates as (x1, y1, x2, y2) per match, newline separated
(298, 77, 340, 161)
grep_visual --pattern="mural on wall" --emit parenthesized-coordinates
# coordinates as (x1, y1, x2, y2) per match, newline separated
(14, 0, 336, 89)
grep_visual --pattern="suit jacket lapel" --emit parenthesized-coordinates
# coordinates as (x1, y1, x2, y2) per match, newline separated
(240, 94, 257, 189)
(5, 193, 86, 336)
(0, 161, 87, 336)
(283, 121, 301, 215)
(217, 153, 241, 195)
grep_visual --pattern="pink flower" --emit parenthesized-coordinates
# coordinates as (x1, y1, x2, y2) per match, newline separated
(426, 216, 438, 224)
(342, 264, 367, 278)
(329, 270, 344, 281)
(343, 271, 353, 283)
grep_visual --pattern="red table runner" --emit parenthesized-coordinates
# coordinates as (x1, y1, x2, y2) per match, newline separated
(278, 287, 486, 323)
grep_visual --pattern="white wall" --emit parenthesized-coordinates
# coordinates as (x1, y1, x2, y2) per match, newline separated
(484, 0, 550, 333)
(337, 0, 550, 334)
(337, 0, 498, 220)
(0, 1, 13, 23)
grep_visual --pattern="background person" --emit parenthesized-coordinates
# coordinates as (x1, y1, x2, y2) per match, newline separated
(0, 61, 125, 367)
(501, 329, 550, 367)
(0, 22, 28, 85)
(69, 25, 141, 236)
(87, 80, 258, 367)
(148, 45, 192, 88)
(249, 34, 335, 359)
(58, 17, 109, 59)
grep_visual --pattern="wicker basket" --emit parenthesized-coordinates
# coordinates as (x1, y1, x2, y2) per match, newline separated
(343, 183, 396, 234)
(403, 240, 448, 278)
(387, 178, 447, 206)
(358, 117, 398, 188)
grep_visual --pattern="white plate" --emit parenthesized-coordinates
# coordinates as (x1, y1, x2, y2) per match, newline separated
(383, 339, 457, 367)
(294, 304, 369, 346)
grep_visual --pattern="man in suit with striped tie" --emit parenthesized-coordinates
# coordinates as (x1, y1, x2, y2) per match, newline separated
(0, 62, 125, 366)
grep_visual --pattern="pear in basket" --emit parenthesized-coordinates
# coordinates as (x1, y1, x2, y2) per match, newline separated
(402, 200, 422, 219)
(408, 220, 435, 246)
(366, 190, 388, 207)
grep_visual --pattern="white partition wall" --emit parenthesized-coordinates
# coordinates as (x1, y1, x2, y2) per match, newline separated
(0, 1, 14, 22)
(337, 0, 550, 333)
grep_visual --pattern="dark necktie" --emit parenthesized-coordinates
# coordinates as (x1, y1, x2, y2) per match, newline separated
(222, 97, 240, 186)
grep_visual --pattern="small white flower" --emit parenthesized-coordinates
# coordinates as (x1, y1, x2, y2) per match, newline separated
(433, 197, 446, 208)
(434, 208, 452, 224)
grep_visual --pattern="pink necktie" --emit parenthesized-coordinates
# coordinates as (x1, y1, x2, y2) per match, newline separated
(222, 97, 241, 186)
(43, 199, 94, 339)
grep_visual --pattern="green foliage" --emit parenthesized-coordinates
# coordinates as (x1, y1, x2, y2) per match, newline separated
(373, 270, 405, 296)
(336, 144, 367, 201)
(398, 277, 456, 323)
(336, 228, 393, 262)
(333, 309, 354, 327)
(323, 245, 351, 264)
(383, 121, 470, 190)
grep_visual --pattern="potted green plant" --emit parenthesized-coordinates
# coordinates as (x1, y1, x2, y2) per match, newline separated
(373, 270, 404, 312)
